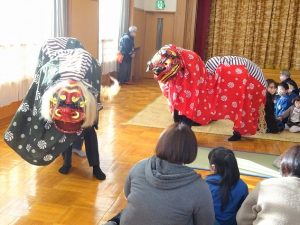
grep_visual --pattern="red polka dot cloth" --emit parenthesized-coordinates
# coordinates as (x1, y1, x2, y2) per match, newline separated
(158, 46, 266, 135)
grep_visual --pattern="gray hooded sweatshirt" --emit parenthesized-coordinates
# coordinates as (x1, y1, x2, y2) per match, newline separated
(120, 156, 215, 225)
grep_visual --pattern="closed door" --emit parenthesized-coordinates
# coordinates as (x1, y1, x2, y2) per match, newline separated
(143, 12, 175, 74)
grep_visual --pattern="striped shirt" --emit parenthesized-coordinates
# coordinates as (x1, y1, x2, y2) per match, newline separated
(205, 56, 267, 87)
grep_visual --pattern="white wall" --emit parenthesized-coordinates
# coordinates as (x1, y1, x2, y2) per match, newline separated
(134, 0, 177, 12)
(134, 0, 144, 10)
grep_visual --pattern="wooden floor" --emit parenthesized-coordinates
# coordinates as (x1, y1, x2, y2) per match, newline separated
(0, 78, 298, 225)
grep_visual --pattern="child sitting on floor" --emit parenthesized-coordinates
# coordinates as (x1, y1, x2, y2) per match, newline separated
(286, 79, 299, 101)
(275, 82, 292, 130)
(277, 96, 300, 133)
(265, 79, 280, 133)
(206, 147, 248, 225)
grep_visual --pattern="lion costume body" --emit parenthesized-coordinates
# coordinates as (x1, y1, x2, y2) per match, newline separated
(4, 37, 110, 165)
(147, 45, 267, 137)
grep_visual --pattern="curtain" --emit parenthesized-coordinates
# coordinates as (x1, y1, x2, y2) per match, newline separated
(53, 0, 68, 37)
(0, 0, 55, 107)
(194, 0, 212, 59)
(99, 0, 130, 74)
(206, 0, 300, 70)
(119, 0, 130, 41)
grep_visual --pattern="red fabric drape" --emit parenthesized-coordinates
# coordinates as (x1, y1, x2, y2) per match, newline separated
(194, 0, 212, 60)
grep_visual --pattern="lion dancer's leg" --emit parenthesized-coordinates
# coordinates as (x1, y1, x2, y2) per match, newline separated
(212, 65, 250, 141)
(59, 127, 106, 180)
(231, 74, 266, 140)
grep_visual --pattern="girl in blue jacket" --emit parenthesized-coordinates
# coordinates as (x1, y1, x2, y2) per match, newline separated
(206, 147, 248, 225)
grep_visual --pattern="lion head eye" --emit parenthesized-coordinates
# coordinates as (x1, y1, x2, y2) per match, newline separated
(72, 96, 80, 103)
(50, 96, 58, 105)
(59, 95, 66, 101)
(79, 101, 86, 108)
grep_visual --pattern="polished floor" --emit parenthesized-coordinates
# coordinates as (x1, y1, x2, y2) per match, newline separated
(0, 78, 297, 225)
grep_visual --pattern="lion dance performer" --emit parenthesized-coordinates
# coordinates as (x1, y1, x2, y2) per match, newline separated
(147, 44, 267, 141)
(3, 37, 119, 179)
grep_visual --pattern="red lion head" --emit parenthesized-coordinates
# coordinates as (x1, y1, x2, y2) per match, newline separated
(146, 44, 182, 83)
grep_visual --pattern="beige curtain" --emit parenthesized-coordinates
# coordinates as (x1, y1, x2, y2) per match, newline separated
(206, 0, 300, 70)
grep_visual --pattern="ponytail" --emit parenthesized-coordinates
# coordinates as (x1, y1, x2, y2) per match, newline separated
(208, 147, 240, 211)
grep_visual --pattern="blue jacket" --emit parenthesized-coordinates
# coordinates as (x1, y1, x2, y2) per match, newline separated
(206, 174, 248, 225)
(289, 92, 299, 102)
(119, 33, 134, 62)
(275, 95, 292, 117)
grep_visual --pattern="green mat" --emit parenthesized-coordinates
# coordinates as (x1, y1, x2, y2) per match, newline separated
(188, 147, 280, 178)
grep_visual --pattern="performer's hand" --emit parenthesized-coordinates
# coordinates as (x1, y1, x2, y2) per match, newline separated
(277, 116, 282, 121)
(131, 53, 136, 58)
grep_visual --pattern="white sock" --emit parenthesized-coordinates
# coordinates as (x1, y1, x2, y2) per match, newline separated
(289, 126, 300, 133)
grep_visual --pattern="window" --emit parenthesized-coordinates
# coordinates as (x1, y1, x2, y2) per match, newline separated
(0, 0, 54, 84)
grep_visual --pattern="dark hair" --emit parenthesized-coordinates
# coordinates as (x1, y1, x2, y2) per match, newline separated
(286, 79, 299, 95)
(278, 82, 289, 90)
(155, 123, 197, 164)
(281, 145, 300, 178)
(208, 147, 240, 211)
(293, 96, 300, 103)
(266, 79, 277, 87)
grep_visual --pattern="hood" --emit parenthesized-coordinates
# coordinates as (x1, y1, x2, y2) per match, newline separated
(145, 156, 200, 190)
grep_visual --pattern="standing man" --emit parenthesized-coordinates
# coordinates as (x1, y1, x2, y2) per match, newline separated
(117, 26, 137, 84)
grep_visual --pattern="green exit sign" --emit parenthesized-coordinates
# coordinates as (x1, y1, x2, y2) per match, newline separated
(156, 0, 166, 10)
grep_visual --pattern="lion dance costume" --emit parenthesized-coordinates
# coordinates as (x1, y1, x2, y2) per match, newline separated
(147, 44, 267, 141)
(4, 37, 105, 165)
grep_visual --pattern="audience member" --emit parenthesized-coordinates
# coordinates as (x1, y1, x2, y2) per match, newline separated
(279, 70, 297, 85)
(105, 123, 215, 225)
(236, 145, 300, 225)
(206, 147, 248, 225)
(265, 79, 280, 133)
(277, 96, 300, 133)
(275, 82, 292, 130)
(286, 79, 299, 101)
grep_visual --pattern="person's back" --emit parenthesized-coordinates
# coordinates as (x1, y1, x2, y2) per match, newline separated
(120, 157, 214, 225)
(205, 147, 248, 225)
(119, 123, 215, 225)
(237, 177, 300, 225)
(206, 175, 248, 225)
(237, 145, 300, 225)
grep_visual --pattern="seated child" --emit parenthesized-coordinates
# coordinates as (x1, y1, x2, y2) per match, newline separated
(265, 79, 280, 133)
(206, 147, 248, 225)
(286, 79, 299, 101)
(275, 82, 292, 130)
(277, 96, 300, 133)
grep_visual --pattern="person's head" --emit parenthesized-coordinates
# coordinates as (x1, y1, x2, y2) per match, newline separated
(129, 26, 137, 37)
(155, 123, 197, 164)
(285, 80, 297, 94)
(208, 147, 240, 210)
(280, 70, 291, 82)
(266, 79, 277, 95)
(277, 82, 289, 96)
(281, 145, 300, 178)
(293, 96, 300, 109)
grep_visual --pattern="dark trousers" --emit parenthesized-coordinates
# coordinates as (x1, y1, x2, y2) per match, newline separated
(117, 61, 131, 83)
(287, 121, 300, 127)
(62, 127, 100, 167)
(109, 212, 122, 224)
(173, 110, 200, 127)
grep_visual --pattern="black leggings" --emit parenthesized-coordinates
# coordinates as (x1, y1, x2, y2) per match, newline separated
(173, 110, 201, 127)
(109, 212, 122, 224)
(62, 127, 100, 167)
